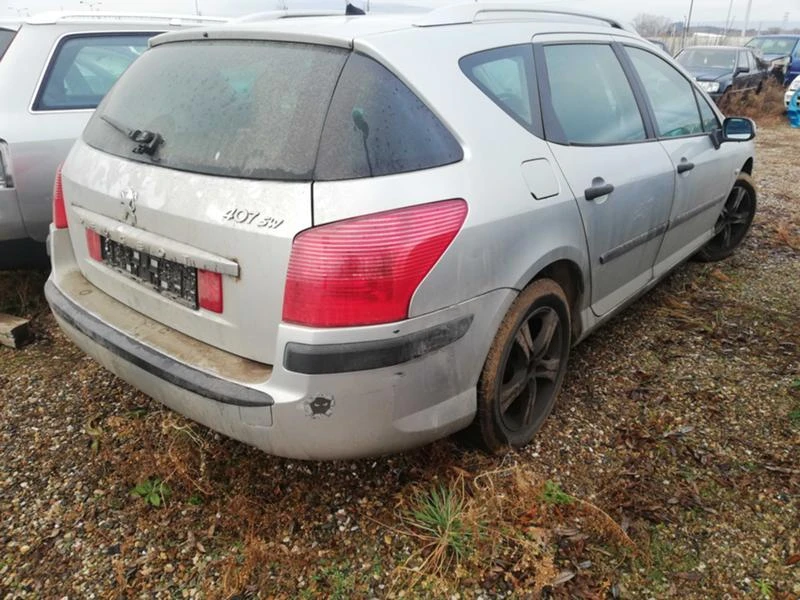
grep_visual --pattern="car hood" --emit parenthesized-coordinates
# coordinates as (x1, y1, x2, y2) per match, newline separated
(683, 66, 730, 81)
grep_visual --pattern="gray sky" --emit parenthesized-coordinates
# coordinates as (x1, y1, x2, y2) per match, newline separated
(4, 0, 800, 26)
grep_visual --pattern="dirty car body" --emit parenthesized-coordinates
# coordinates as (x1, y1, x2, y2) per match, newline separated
(46, 5, 758, 459)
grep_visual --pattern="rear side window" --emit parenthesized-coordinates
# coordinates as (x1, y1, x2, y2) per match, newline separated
(34, 34, 151, 111)
(542, 44, 646, 145)
(315, 53, 462, 181)
(0, 28, 16, 60)
(84, 41, 349, 180)
(459, 45, 538, 133)
(626, 47, 704, 138)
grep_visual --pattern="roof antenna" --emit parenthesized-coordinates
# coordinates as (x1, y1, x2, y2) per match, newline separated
(346, 0, 366, 15)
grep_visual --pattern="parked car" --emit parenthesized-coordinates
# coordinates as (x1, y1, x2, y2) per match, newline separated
(785, 74, 800, 107)
(0, 12, 225, 268)
(46, 5, 757, 460)
(746, 34, 800, 86)
(676, 45, 768, 102)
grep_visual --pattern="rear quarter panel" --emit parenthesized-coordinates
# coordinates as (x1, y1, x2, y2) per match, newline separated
(315, 25, 590, 320)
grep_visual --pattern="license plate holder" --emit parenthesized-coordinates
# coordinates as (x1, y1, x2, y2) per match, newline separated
(100, 237, 198, 309)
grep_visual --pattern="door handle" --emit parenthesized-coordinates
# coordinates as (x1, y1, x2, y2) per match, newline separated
(677, 160, 695, 174)
(584, 180, 615, 201)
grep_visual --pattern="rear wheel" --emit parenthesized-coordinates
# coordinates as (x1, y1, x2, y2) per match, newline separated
(473, 279, 571, 453)
(696, 173, 757, 262)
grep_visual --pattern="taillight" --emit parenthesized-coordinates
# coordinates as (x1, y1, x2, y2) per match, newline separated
(198, 270, 223, 313)
(85, 229, 102, 261)
(53, 164, 67, 229)
(283, 199, 468, 328)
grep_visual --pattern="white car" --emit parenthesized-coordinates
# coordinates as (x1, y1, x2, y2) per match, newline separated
(785, 74, 800, 107)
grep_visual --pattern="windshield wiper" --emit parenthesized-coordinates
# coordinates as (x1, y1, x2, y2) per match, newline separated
(99, 114, 165, 157)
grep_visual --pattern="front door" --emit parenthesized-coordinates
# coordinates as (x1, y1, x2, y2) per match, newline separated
(534, 39, 676, 317)
(621, 43, 738, 275)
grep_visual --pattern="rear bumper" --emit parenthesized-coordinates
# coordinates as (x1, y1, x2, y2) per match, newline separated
(46, 227, 513, 459)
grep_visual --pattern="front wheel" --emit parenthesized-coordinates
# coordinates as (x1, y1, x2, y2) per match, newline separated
(473, 278, 571, 453)
(695, 172, 757, 262)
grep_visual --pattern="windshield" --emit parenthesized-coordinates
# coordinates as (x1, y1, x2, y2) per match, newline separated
(84, 40, 349, 180)
(0, 28, 16, 60)
(677, 48, 736, 70)
(746, 37, 797, 55)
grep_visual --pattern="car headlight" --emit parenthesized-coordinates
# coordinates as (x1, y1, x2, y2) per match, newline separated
(697, 81, 721, 93)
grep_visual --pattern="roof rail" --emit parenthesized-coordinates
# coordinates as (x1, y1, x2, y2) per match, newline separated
(413, 3, 627, 30)
(234, 10, 344, 23)
(26, 12, 228, 26)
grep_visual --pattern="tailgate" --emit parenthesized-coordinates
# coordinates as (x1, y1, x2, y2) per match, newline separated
(62, 141, 308, 364)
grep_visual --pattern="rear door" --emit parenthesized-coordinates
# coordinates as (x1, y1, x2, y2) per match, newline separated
(66, 39, 350, 365)
(533, 36, 675, 317)
(621, 43, 735, 276)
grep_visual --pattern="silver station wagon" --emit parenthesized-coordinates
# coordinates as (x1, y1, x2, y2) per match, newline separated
(46, 5, 758, 459)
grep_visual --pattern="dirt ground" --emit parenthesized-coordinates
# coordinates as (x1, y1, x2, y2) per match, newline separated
(1, 123, 798, 599)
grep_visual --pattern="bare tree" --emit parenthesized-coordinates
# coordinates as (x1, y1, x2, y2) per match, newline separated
(633, 13, 673, 38)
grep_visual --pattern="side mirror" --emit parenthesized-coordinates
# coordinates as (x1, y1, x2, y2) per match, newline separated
(723, 117, 756, 142)
(735, 66, 749, 76)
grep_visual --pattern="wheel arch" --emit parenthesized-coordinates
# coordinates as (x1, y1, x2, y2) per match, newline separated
(516, 256, 588, 343)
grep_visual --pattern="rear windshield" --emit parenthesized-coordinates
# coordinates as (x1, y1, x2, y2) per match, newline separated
(83, 40, 462, 181)
(0, 28, 16, 60)
(84, 40, 348, 180)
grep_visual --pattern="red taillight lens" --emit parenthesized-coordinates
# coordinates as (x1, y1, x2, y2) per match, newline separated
(198, 270, 223, 313)
(53, 164, 67, 229)
(283, 199, 468, 328)
(85, 229, 102, 261)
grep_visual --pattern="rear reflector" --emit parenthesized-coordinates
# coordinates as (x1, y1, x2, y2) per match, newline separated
(53, 164, 67, 229)
(198, 270, 223, 313)
(283, 199, 468, 328)
(85, 229, 102, 261)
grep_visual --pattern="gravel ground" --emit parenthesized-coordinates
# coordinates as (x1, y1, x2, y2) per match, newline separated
(1, 124, 798, 599)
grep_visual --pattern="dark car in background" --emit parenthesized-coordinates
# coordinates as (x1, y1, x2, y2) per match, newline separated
(746, 35, 800, 85)
(676, 45, 767, 102)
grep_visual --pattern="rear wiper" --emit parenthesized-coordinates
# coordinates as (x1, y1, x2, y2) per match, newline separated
(100, 114, 165, 157)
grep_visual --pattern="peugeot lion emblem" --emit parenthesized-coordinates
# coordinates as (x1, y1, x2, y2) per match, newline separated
(120, 187, 138, 226)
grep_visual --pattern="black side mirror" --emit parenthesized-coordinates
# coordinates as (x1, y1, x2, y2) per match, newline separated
(735, 66, 749, 76)
(723, 117, 756, 142)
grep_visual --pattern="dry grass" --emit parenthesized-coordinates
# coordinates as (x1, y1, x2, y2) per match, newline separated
(717, 79, 787, 126)
(0, 269, 48, 318)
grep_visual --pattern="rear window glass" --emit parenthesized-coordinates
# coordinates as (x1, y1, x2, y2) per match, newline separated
(0, 28, 15, 60)
(84, 40, 349, 180)
(459, 45, 538, 134)
(35, 34, 151, 111)
(315, 53, 462, 180)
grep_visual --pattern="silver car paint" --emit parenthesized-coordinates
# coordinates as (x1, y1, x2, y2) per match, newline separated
(47, 13, 755, 458)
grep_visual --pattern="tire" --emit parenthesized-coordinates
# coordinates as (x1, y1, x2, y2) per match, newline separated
(473, 278, 571, 453)
(695, 173, 757, 263)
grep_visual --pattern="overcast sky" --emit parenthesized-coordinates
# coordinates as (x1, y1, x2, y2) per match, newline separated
(4, 0, 800, 26)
